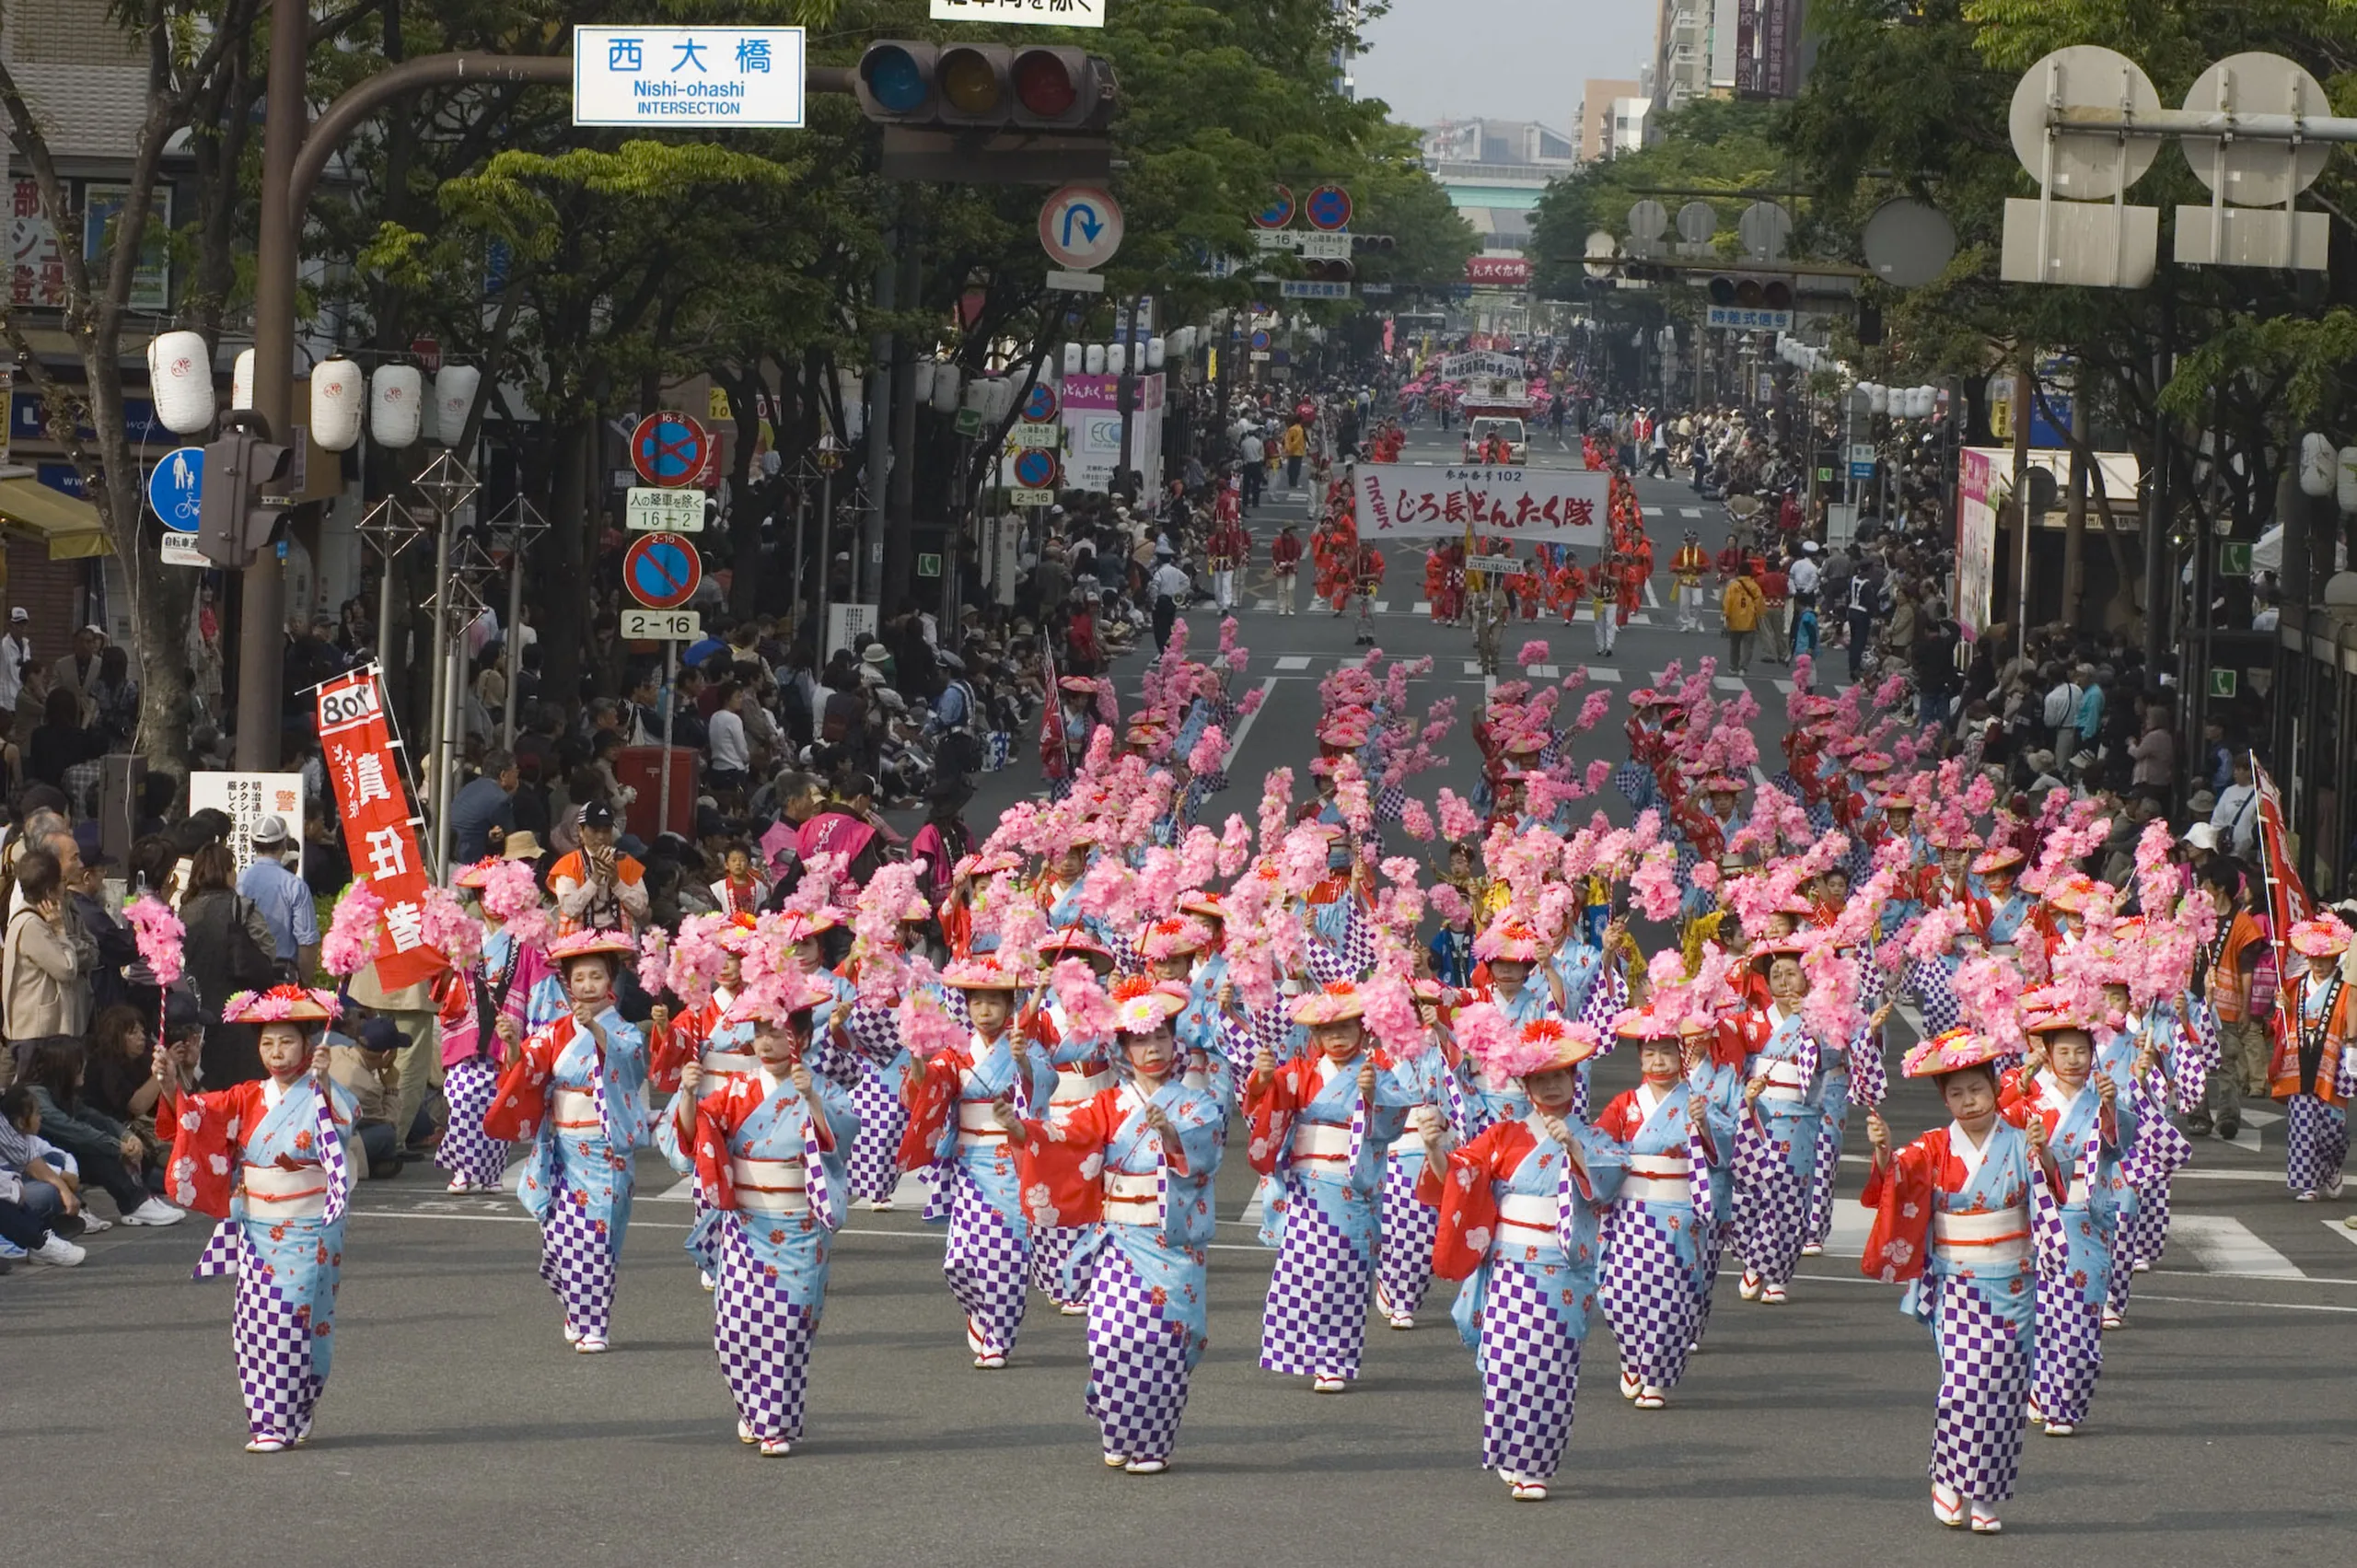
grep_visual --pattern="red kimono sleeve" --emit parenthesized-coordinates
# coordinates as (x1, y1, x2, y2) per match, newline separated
(1242, 1061, 1305, 1178)
(691, 1094, 741, 1213)
(1858, 1132, 1942, 1283)
(897, 1051, 960, 1172)
(482, 1033, 560, 1144)
(157, 1082, 250, 1220)
(1016, 1090, 1111, 1228)
(1427, 1123, 1515, 1282)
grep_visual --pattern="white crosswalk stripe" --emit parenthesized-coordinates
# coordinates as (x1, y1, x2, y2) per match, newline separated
(2171, 1215, 2306, 1278)
(1584, 664, 1623, 682)
(1680, 506, 1703, 518)
(1274, 656, 1311, 670)
(1462, 660, 1484, 676)
(1413, 601, 1431, 615)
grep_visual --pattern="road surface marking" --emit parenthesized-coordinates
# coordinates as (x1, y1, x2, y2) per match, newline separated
(1715, 676, 1748, 691)
(1372, 601, 1389, 613)
(1223, 676, 1278, 768)
(1462, 661, 1484, 676)
(1643, 579, 1659, 608)
(1412, 601, 1431, 615)
(1274, 656, 1312, 670)
(1681, 506, 1703, 518)
(1775, 679, 1796, 694)
(2170, 1215, 2306, 1278)
(1583, 664, 1623, 682)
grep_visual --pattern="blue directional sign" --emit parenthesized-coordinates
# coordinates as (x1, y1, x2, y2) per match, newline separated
(1304, 183, 1353, 232)
(1038, 183, 1125, 271)
(147, 446, 205, 533)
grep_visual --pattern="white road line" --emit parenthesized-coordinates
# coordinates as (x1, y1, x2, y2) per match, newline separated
(1775, 679, 1796, 694)
(1462, 660, 1484, 676)
(1223, 676, 1278, 769)
(1274, 656, 1312, 670)
(1484, 674, 1498, 696)
(2324, 1220, 2357, 1250)
(1643, 579, 1659, 608)
(1680, 506, 1703, 518)
(1714, 676, 1747, 691)
(1413, 601, 1432, 615)
(1372, 600, 1389, 613)
(1412, 459, 1434, 466)
(2170, 1215, 2307, 1278)
(1584, 663, 1623, 682)
(1533, 664, 1561, 678)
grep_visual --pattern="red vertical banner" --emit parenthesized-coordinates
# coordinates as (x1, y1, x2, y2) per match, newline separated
(1039, 637, 1066, 781)
(316, 668, 446, 991)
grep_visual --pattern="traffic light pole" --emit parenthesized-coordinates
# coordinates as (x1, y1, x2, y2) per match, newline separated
(243, 37, 853, 766)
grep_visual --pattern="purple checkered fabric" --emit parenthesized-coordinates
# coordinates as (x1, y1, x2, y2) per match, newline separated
(231, 1253, 326, 1444)
(2285, 1094, 2351, 1196)
(538, 1183, 618, 1342)
(1476, 1260, 1585, 1481)
(436, 1059, 510, 1189)
(2033, 1274, 2105, 1427)
(1929, 1276, 2032, 1503)
(1029, 1224, 1098, 1308)
(712, 1223, 818, 1443)
(1597, 1202, 1705, 1392)
(1907, 958, 1960, 1036)
(1257, 1185, 1376, 1379)
(1376, 1152, 1439, 1316)
(1086, 1248, 1194, 1462)
(1730, 1114, 1805, 1287)
(941, 1166, 1031, 1359)
(845, 1068, 910, 1203)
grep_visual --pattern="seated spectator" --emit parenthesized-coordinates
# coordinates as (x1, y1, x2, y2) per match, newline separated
(81, 1001, 168, 1166)
(13, 1037, 182, 1225)
(0, 1085, 88, 1266)
(325, 1017, 411, 1179)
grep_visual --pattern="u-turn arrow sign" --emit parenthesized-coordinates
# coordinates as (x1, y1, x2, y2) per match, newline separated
(1039, 183, 1124, 271)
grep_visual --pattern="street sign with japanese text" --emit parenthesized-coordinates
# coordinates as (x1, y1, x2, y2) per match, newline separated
(622, 608, 702, 642)
(1706, 305, 1793, 331)
(1008, 423, 1061, 449)
(626, 486, 705, 532)
(574, 28, 807, 128)
(1353, 466, 1611, 546)
(929, 0, 1105, 25)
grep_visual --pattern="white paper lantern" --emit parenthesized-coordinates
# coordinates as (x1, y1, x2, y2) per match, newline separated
(1062, 343, 1085, 376)
(1868, 384, 1889, 415)
(231, 349, 256, 412)
(147, 331, 216, 436)
(986, 378, 1017, 422)
(1108, 343, 1128, 375)
(931, 364, 961, 413)
(2337, 447, 2357, 513)
(1918, 387, 1941, 418)
(433, 364, 482, 447)
(2301, 431, 2336, 498)
(309, 357, 364, 452)
(1085, 343, 1107, 375)
(370, 364, 423, 449)
(1146, 336, 1167, 370)
(912, 361, 937, 404)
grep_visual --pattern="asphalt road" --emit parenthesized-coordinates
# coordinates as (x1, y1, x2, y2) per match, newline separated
(16, 425, 2357, 1566)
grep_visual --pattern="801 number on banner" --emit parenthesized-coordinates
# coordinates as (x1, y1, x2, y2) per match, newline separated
(622, 609, 702, 643)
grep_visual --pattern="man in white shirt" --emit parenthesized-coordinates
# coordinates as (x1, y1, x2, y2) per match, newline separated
(1788, 545, 1822, 661)
(706, 680, 752, 794)
(0, 609, 29, 713)
(1151, 558, 1190, 654)
(2211, 755, 2262, 859)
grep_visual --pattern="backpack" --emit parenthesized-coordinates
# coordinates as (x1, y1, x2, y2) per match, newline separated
(2041, 683, 2076, 729)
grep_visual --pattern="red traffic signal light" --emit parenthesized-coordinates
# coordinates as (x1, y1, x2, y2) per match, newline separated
(855, 41, 1114, 132)
(1010, 47, 1111, 130)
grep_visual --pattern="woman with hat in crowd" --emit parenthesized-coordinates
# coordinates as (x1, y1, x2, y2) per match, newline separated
(996, 975, 1227, 1474)
(1966, 843, 2039, 958)
(1864, 1028, 2055, 1535)
(2271, 912, 2356, 1202)
(1244, 979, 1420, 1393)
(2001, 987, 2141, 1437)
(1594, 1003, 1737, 1410)
(1416, 1014, 1628, 1501)
(1728, 939, 1834, 1307)
(485, 928, 649, 1355)
(898, 952, 1056, 1369)
(152, 983, 356, 1452)
(658, 965, 854, 1457)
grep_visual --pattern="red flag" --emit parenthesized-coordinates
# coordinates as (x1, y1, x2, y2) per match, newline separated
(1039, 637, 1067, 780)
(2252, 755, 2310, 938)
(316, 669, 447, 991)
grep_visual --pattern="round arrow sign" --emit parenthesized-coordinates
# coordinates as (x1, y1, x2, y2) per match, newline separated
(1254, 185, 1295, 229)
(1039, 183, 1124, 271)
(1021, 382, 1061, 423)
(623, 531, 703, 610)
(1305, 183, 1354, 233)
(1011, 449, 1061, 491)
(631, 412, 710, 489)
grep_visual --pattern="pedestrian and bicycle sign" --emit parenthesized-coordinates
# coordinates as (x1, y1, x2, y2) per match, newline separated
(1039, 183, 1123, 271)
(1253, 186, 1295, 229)
(623, 531, 703, 610)
(631, 412, 711, 488)
(148, 446, 204, 532)
(1304, 184, 1353, 232)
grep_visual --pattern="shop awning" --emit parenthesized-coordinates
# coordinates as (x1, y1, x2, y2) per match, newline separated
(0, 476, 111, 560)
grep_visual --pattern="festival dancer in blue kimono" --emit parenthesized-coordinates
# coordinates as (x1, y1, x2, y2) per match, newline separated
(1594, 1005, 1737, 1409)
(1026, 941, 1123, 1316)
(656, 970, 855, 1456)
(1864, 1028, 2058, 1536)
(1374, 982, 1457, 1330)
(1464, 921, 1572, 1129)
(1416, 1017, 1629, 1502)
(485, 929, 650, 1355)
(1967, 846, 2039, 956)
(2103, 982, 2193, 1326)
(998, 978, 1227, 1474)
(438, 858, 557, 1194)
(898, 954, 1057, 1368)
(2002, 993, 2138, 1438)
(2273, 916, 2356, 1202)
(1549, 911, 1632, 1032)
(1244, 980, 1417, 1392)
(1801, 960, 1893, 1259)
(155, 986, 355, 1453)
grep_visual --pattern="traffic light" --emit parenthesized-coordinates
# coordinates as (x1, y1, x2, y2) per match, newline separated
(196, 415, 293, 569)
(1706, 273, 1795, 310)
(1301, 259, 1354, 284)
(1350, 234, 1397, 255)
(855, 41, 1114, 131)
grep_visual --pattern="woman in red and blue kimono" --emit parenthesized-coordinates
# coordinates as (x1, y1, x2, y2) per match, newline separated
(155, 986, 355, 1453)
(1417, 1016, 1628, 1502)
(656, 970, 855, 1456)
(438, 859, 558, 1194)
(898, 955, 1057, 1368)
(1244, 981, 1418, 1392)
(485, 929, 649, 1355)
(1594, 1005, 1737, 1410)
(999, 978, 1226, 1473)
(1864, 1028, 2058, 1536)
(2002, 992, 2139, 1439)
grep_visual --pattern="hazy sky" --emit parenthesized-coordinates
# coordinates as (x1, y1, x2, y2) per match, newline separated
(1353, 0, 1656, 131)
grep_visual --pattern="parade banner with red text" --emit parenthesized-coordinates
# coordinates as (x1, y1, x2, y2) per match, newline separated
(1353, 466, 1610, 546)
(315, 668, 445, 991)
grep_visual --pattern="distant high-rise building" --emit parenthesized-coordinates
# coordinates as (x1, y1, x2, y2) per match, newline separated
(1418, 118, 1582, 258)
(1580, 79, 1643, 162)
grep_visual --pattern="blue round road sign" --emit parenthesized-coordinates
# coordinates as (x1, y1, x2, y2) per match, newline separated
(1305, 183, 1353, 232)
(1011, 449, 1060, 490)
(148, 446, 205, 533)
(631, 412, 709, 489)
(1022, 383, 1060, 422)
(1254, 185, 1295, 229)
(623, 531, 703, 610)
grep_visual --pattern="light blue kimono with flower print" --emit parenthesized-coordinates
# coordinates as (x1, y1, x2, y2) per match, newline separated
(656, 1067, 857, 1303)
(1066, 1079, 1225, 1365)
(515, 1008, 647, 1259)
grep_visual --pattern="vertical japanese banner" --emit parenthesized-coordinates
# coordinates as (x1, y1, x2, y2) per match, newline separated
(2252, 757, 2310, 1057)
(316, 668, 444, 991)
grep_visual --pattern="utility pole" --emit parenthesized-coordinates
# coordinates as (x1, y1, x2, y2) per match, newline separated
(2010, 343, 2036, 645)
(862, 215, 897, 621)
